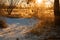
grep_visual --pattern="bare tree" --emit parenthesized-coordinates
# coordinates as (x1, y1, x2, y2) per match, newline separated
(7, 0, 15, 15)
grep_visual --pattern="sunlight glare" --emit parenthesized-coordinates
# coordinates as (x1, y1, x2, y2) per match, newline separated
(36, 0, 42, 4)
(45, 1, 51, 7)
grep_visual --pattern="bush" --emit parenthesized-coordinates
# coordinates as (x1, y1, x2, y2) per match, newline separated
(0, 20, 7, 29)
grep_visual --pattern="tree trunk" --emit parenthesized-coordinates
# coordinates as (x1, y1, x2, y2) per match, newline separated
(54, 0, 60, 38)
(54, 0, 60, 26)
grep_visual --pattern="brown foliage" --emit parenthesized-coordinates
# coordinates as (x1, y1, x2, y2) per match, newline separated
(0, 20, 7, 29)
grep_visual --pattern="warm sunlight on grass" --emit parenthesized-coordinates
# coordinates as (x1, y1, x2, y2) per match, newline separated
(0, 0, 54, 19)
